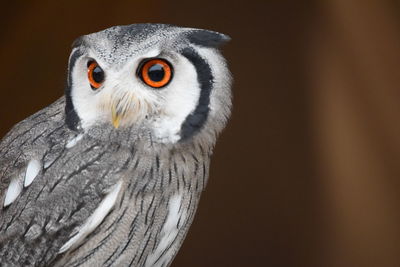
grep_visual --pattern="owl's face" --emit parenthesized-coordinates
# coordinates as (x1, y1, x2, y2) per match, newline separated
(66, 24, 232, 144)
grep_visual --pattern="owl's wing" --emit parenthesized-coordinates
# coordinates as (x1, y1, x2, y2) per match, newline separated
(0, 97, 68, 203)
(0, 97, 131, 265)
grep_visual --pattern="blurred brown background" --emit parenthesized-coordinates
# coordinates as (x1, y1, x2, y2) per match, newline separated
(1, 0, 400, 266)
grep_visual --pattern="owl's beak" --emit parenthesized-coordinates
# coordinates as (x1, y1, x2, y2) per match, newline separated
(111, 105, 122, 129)
(108, 91, 149, 129)
(110, 94, 138, 129)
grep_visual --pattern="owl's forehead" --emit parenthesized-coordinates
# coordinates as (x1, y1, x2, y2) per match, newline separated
(82, 24, 186, 65)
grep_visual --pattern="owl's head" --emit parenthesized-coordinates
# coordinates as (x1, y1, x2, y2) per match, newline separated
(66, 24, 232, 144)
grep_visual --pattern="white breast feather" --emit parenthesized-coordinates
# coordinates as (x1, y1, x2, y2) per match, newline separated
(4, 158, 42, 207)
(65, 134, 84, 149)
(59, 180, 123, 254)
(24, 159, 41, 187)
(4, 177, 23, 207)
(145, 194, 186, 267)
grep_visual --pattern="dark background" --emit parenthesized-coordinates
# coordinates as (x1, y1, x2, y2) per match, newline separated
(2, 1, 400, 266)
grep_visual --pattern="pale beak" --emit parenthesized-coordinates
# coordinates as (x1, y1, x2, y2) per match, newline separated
(110, 92, 137, 129)
(111, 105, 122, 129)
(108, 89, 149, 129)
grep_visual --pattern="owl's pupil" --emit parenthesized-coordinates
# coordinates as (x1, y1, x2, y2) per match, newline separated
(147, 64, 165, 82)
(92, 66, 104, 83)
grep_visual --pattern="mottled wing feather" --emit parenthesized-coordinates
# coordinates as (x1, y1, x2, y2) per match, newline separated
(0, 97, 67, 199)
(0, 97, 131, 265)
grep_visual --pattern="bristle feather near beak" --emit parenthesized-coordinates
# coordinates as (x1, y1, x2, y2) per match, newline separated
(109, 93, 151, 129)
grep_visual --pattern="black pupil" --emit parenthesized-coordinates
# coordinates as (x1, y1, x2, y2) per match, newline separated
(148, 63, 165, 82)
(92, 65, 104, 83)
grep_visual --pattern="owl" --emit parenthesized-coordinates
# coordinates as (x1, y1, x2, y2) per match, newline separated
(0, 24, 232, 266)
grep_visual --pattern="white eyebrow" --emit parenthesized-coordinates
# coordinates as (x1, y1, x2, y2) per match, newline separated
(141, 49, 161, 59)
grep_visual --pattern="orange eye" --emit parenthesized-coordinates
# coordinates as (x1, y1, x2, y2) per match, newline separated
(87, 61, 105, 90)
(139, 59, 172, 88)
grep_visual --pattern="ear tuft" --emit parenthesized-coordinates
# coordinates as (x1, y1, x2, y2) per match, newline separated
(71, 36, 85, 48)
(187, 30, 231, 48)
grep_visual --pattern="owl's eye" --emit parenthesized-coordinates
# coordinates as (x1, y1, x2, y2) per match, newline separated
(139, 59, 172, 88)
(87, 61, 105, 90)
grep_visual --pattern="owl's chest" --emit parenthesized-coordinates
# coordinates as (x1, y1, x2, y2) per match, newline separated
(57, 149, 205, 265)
(62, 188, 199, 267)
(143, 193, 190, 267)
(58, 142, 209, 266)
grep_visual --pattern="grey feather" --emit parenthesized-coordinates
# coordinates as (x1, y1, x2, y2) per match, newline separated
(0, 23, 231, 266)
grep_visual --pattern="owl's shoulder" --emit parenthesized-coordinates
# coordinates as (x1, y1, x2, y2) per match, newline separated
(0, 97, 67, 152)
(0, 97, 71, 202)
